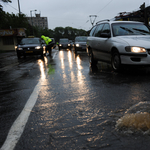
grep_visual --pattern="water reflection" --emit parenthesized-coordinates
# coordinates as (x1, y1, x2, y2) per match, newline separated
(67, 50, 73, 69)
(38, 58, 46, 80)
(59, 51, 65, 69)
(44, 56, 48, 66)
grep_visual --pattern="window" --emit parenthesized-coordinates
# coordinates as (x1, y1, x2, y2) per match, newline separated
(94, 24, 104, 37)
(3, 37, 14, 45)
(101, 23, 110, 34)
(112, 23, 150, 36)
(89, 26, 97, 36)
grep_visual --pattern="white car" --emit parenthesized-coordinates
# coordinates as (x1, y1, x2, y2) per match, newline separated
(86, 20, 150, 71)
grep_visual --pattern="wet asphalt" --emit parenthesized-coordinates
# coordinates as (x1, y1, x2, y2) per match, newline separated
(1, 48, 150, 150)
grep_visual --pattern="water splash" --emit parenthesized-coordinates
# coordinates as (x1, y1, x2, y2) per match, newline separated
(116, 101, 150, 133)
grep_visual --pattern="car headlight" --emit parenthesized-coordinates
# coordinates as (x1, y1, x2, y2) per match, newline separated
(59, 44, 62, 46)
(68, 44, 70, 46)
(35, 46, 41, 49)
(18, 47, 23, 50)
(76, 44, 79, 47)
(125, 46, 146, 53)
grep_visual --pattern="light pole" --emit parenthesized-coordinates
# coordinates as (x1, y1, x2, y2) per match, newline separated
(18, 0, 21, 14)
(30, 10, 37, 35)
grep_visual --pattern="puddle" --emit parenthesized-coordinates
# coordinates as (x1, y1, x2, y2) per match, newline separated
(116, 101, 150, 134)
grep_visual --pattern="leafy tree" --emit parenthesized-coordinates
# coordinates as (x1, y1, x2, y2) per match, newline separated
(0, 0, 11, 11)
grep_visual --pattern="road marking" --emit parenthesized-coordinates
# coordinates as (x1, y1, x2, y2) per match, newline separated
(0, 51, 58, 150)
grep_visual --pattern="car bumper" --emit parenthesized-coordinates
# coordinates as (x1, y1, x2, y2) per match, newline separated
(121, 54, 150, 65)
(75, 46, 86, 51)
(59, 45, 70, 49)
(17, 49, 44, 56)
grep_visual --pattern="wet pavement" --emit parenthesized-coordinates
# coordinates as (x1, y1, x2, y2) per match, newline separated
(1, 49, 150, 150)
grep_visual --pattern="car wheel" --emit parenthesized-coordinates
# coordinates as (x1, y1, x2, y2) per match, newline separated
(111, 51, 121, 72)
(89, 52, 97, 66)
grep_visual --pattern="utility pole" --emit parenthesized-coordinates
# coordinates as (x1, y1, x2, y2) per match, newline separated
(18, 0, 21, 14)
(89, 15, 97, 26)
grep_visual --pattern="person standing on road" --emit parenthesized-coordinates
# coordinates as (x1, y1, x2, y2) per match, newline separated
(41, 35, 53, 56)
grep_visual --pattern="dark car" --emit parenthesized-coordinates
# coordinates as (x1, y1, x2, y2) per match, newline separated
(58, 38, 71, 50)
(16, 37, 45, 58)
(74, 36, 87, 53)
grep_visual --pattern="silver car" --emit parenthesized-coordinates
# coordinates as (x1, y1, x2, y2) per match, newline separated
(86, 20, 150, 71)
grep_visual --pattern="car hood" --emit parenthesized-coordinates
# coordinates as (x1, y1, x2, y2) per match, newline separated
(18, 44, 40, 47)
(117, 35, 150, 48)
(75, 42, 86, 45)
(59, 42, 68, 44)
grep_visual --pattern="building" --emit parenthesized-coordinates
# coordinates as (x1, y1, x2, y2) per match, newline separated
(0, 28, 26, 51)
(26, 14, 48, 29)
(115, 3, 150, 26)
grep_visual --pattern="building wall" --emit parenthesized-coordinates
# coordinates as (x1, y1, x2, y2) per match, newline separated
(0, 36, 17, 51)
(27, 14, 48, 29)
(0, 28, 26, 51)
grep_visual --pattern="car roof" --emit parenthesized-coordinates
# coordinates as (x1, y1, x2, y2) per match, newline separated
(75, 36, 87, 37)
(59, 38, 68, 40)
(96, 20, 144, 25)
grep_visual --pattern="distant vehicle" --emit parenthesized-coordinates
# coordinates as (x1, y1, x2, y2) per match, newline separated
(87, 20, 150, 72)
(69, 40, 74, 47)
(74, 36, 87, 53)
(58, 38, 71, 50)
(16, 37, 45, 58)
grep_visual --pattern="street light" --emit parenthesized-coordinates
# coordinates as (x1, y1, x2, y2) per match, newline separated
(30, 9, 37, 35)
(18, 0, 21, 14)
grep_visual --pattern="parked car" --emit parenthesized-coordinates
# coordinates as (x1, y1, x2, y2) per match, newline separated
(74, 36, 87, 53)
(16, 37, 46, 58)
(58, 38, 71, 50)
(86, 20, 150, 71)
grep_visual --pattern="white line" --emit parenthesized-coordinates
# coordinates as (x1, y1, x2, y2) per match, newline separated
(0, 81, 42, 150)
(0, 51, 58, 150)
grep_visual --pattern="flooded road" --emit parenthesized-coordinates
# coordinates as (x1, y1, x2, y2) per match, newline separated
(1, 49, 150, 150)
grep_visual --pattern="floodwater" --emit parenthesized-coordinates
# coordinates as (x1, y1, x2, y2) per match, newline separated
(1, 49, 150, 150)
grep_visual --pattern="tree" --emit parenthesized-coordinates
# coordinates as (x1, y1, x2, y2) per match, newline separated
(0, 0, 11, 11)
(0, 12, 29, 29)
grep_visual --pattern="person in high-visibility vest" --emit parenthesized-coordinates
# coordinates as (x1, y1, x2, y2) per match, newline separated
(41, 35, 53, 55)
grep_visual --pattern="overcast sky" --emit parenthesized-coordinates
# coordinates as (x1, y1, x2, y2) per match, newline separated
(2, 0, 150, 30)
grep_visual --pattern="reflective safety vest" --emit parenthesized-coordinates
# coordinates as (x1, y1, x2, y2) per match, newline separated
(41, 35, 52, 45)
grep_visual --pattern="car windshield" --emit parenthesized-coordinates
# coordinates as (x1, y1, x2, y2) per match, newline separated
(59, 39, 69, 43)
(20, 38, 40, 44)
(75, 37, 87, 42)
(112, 23, 150, 36)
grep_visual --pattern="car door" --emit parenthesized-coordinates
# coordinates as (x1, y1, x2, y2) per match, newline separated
(96, 23, 112, 62)
(90, 23, 104, 59)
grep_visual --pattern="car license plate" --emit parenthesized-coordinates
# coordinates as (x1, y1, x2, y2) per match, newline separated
(26, 51, 33, 53)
